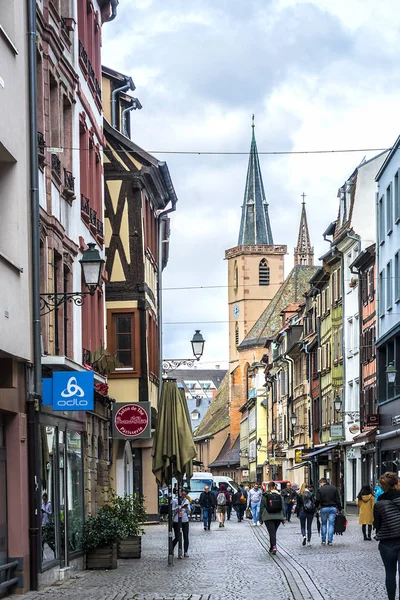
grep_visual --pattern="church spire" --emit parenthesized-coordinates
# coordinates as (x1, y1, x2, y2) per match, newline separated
(237, 116, 273, 245)
(294, 193, 314, 266)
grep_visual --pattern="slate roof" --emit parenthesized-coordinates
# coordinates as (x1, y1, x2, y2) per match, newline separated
(193, 373, 229, 439)
(238, 118, 273, 245)
(209, 435, 240, 468)
(239, 265, 319, 349)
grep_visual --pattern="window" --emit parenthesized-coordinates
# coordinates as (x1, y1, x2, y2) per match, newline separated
(379, 195, 385, 243)
(235, 323, 239, 346)
(368, 266, 375, 301)
(353, 315, 359, 355)
(191, 411, 200, 421)
(234, 261, 238, 290)
(259, 259, 270, 286)
(66, 431, 84, 553)
(248, 410, 256, 433)
(148, 311, 159, 378)
(107, 310, 140, 375)
(387, 184, 393, 234)
(387, 261, 392, 310)
(347, 318, 353, 357)
(396, 172, 400, 223)
(379, 270, 385, 317)
(396, 253, 400, 302)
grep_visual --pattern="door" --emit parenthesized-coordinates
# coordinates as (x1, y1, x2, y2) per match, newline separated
(0, 416, 7, 590)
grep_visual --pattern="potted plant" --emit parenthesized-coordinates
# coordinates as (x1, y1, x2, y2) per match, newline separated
(110, 493, 147, 559)
(82, 503, 128, 569)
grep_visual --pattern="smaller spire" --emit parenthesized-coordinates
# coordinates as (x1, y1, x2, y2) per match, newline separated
(294, 195, 314, 266)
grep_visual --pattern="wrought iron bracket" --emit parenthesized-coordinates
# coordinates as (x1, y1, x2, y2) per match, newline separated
(162, 358, 197, 372)
(40, 291, 93, 316)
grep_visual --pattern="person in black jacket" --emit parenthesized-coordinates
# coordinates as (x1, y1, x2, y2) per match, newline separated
(315, 478, 341, 546)
(374, 472, 400, 600)
(296, 483, 316, 546)
(199, 485, 216, 531)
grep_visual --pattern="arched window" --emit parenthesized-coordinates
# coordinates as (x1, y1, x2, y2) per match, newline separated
(235, 323, 239, 346)
(259, 259, 270, 286)
(234, 260, 238, 290)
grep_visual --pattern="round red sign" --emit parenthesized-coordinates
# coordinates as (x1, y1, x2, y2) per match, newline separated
(114, 404, 149, 438)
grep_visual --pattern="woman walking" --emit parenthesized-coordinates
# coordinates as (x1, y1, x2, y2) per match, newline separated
(296, 483, 316, 546)
(259, 481, 285, 555)
(357, 484, 374, 541)
(374, 472, 400, 600)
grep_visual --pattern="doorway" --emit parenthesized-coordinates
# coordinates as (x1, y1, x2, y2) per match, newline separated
(0, 416, 7, 592)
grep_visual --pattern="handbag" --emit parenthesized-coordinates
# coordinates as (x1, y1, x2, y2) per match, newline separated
(246, 506, 253, 519)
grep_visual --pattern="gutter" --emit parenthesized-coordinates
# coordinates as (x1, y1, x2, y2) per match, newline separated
(111, 78, 135, 129)
(376, 430, 400, 441)
(104, 0, 118, 22)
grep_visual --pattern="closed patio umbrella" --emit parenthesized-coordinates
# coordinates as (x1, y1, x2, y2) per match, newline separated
(152, 378, 197, 563)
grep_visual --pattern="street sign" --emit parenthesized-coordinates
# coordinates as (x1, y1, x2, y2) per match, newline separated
(330, 425, 343, 438)
(113, 402, 151, 439)
(366, 414, 380, 426)
(52, 371, 94, 411)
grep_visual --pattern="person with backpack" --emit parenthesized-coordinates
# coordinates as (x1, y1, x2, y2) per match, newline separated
(233, 486, 247, 522)
(296, 483, 316, 546)
(216, 483, 231, 528)
(259, 481, 285, 555)
(199, 485, 216, 531)
(357, 484, 375, 541)
(247, 483, 263, 526)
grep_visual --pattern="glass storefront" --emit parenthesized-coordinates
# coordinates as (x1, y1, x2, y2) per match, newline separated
(40, 424, 84, 569)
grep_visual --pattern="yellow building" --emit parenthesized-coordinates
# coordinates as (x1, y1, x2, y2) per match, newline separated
(102, 66, 178, 519)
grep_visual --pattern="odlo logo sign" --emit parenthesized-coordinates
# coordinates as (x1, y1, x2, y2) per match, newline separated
(58, 377, 89, 407)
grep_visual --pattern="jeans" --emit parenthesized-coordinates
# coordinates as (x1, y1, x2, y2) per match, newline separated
(379, 541, 400, 600)
(173, 521, 189, 553)
(299, 510, 314, 541)
(265, 520, 281, 549)
(285, 503, 293, 521)
(251, 502, 260, 524)
(320, 507, 337, 543)
(202, 508, 213, 528)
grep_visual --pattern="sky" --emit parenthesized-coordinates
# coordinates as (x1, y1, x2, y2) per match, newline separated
(102, 0, 400, 369)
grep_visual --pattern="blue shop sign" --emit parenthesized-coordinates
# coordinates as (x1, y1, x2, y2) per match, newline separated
(52, 371, 94, 411)
(42, 378, 53, 405)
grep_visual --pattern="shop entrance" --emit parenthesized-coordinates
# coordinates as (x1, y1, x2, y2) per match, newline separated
(0, 416, 7, 595)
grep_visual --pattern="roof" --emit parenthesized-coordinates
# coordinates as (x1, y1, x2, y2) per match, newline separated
(209, 435, 240, 468)
(376, 139, 399, 181)
(238, 265, 319, 349)
(294, 200, 314, 265)
(237, 118, 273, 245)
(193, 373, 230, 439)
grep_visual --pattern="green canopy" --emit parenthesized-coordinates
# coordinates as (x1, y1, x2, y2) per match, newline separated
(152, 379, 196, 487)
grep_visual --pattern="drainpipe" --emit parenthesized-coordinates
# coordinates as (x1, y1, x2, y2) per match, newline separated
(111, 79, 134, 129)
(104, 0, 118, 22)
(121, 99, 142, 137)
(27, 0, 41, 589)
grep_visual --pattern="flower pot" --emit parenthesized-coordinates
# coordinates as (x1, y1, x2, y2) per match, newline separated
(118, 535, 142, 559)
(86, 542, 118, 569)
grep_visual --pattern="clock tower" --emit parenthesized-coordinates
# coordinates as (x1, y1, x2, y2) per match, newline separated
(225, 118, 287, 367)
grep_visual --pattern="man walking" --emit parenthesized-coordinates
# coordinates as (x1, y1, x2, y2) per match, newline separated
(247, 483, 263, 526)
(281, 482, 297, 522)
(199, 485, 215, 531)
(216, 483, 231, 528)
(315, 477, 342, 546)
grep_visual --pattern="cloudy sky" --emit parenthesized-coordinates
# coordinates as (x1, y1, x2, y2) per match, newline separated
(102, 0, 400, 368)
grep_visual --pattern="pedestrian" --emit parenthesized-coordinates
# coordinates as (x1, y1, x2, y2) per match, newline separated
(374, 472, 400, 600)
(247, 483, 263, 526)
(296, 483, 316, 546)
(172, 490, 190, 557)
(216, 483, 231, 528)
(315, 477, 341, 546)
(259, 481, 285, 555)
(226, 488, 233, 521)
(357, 484, 374, 541)
(375, 481, 384, 502)
(281, 482, 297, 522)
(233, 485, 247, 522)
(199, 485, 215, 531)
(41, 493, 52, 526)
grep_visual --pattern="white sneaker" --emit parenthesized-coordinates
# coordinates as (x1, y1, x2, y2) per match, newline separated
(307, 541, 311, 547)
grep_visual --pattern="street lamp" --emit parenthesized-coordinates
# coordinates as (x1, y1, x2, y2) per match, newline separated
(386, 362, 397, 384)
(334, 395, 359, 421)
(40, 243, 104, 315)
(163, 330, 206, 372)
(271, 431, 276, 441)
(291, 412, 307, 431)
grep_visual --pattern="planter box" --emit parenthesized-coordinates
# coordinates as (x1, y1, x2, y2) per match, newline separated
(118, 536, 142, 559)
(86, 542, 118, 570)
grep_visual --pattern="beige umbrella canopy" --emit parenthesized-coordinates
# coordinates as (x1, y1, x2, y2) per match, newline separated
(152, 379, 196, 487)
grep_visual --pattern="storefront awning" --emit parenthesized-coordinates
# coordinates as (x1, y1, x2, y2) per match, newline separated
(288, 461, 312, 471)
(302, 444, 338, 459)
(41, 355, 106, 384)
(352, 427, 377, 444)
(376, 429, 400, 441)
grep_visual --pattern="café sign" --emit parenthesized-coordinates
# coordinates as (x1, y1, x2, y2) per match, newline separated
(112, 402, 151, 439)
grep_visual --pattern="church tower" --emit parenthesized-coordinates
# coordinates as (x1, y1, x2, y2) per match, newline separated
(225, 118, 287, 367)
(294, 195, 314, 266)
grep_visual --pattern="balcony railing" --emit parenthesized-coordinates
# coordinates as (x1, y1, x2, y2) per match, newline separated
(64, 169, 75, 192)
(96, 218, 104, 237)
(89, 207, 97, 227)
(79, 40, 101, 101)
(79, 40, 88, 70)
(51, 153, 61, 180)
(38, 131, 45, 155)
(81, 194, 90, 216)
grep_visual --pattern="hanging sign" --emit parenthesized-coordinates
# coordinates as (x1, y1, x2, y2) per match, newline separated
(349, 424, 360, 435)
(52, 371, 94, 411)
(112, 402, 151, 439)
(295, 449, 303, 464)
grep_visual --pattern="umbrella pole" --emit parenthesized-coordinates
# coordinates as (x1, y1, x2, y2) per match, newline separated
(177, 476, 183, 559)
(168, 466, 173, 566)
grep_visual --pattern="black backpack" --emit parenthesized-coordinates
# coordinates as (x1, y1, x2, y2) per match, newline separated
(266, 493, 282, 513)
(303, 492, 315, 514)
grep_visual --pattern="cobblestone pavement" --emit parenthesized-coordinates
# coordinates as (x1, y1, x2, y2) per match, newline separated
(8, 514, 387, 600)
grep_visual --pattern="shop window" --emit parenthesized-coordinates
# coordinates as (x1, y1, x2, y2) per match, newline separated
(40, 425, 58, 565)
(67, 431, 84, 554)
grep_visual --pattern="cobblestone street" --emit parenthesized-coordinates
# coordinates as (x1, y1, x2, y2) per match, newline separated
(8, 515, 387, 600)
